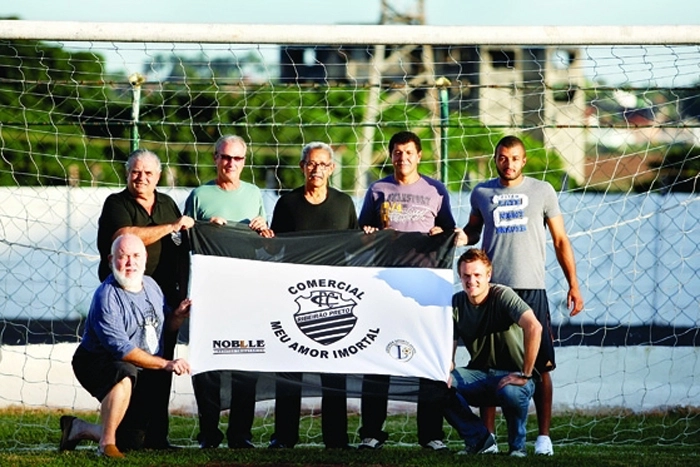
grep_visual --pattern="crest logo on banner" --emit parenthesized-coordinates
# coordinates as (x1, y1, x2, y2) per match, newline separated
(294, 290, 358, 345)
(386, 339, 416, 362)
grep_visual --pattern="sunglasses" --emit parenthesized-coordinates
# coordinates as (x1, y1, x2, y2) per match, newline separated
(216, 153, 245, 162)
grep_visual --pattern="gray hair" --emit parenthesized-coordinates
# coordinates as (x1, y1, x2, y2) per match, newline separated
(125, 149, 162, 173)
(300, 142, 334, 164)
(215, 135, 248, 155)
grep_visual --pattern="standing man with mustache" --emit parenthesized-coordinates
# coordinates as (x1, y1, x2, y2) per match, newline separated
(267, 141, 359, 450)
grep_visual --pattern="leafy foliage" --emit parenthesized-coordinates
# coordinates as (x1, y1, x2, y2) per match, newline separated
(0, 40, 567, 191)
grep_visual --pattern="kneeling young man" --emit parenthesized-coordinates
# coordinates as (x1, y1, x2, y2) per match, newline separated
(444, 249, 541, 457)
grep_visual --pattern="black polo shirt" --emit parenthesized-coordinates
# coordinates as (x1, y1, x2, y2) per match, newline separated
(97, 189, 188, 306)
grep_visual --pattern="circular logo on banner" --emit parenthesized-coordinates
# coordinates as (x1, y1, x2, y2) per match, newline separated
(386, 339, 416, 362)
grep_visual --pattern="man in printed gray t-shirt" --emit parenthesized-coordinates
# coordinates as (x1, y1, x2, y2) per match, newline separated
(357, 130, 455, 452)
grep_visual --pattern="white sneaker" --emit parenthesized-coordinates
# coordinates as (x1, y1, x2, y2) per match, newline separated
(534, 435, 554, 456)
(423, 439, 449, 451)
(457, 433, 498, 455)
(358, 438, 384, 450)
(481, 434, 499, 454)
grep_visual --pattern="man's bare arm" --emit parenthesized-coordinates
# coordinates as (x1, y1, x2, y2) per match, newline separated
(497, 309, 541, 390)
(517, 309, 542, 377)
(455, 214, 484, 246)
(114, 216, 194, 247)
(547, 215, 584, 316)
(121, 348, 190, 375)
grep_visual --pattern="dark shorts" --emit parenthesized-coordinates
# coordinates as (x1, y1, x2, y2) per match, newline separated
(72, 345, 139, 401)
(513, 289, 556, 374)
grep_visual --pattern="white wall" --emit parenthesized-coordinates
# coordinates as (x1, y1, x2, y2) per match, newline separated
(2, 343, 697, 412)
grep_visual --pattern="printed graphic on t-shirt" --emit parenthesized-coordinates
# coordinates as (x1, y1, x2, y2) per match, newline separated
(144, 317, 159, 354)
(491, 193, 529, 234)
(381, 192, 433, 228)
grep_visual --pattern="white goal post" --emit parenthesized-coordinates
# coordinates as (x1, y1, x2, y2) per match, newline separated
(0, 19, 699, 449)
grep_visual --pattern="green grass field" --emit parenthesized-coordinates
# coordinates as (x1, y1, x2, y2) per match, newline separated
(1, 407, 699, 466)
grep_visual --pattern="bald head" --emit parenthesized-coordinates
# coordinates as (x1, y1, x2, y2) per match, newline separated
(109, 234, 147, 291)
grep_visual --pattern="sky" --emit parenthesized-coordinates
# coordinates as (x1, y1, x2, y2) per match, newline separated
(1, 0, 699, 86)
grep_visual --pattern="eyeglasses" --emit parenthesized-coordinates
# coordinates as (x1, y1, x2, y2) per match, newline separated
(216, 153, 245, 163)
(304, 161, 332, 171)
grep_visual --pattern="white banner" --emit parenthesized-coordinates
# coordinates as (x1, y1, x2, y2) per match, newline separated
(188, 254, 454, 382)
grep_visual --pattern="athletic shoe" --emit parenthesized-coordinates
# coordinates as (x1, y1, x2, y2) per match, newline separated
(198, 432, 224, 449)
(490, 434, 500, 452)
(423, 439, 449, 451)
(268, 439, 290, 449)
(97, 444, 125, 458)
(510, 448, 527, 457)
(358, 437, 384, 450)
(479, 433, 499, 454)
(534, 435, 554, 455)
(58, 415, 78, 451)
(457, 432, 498, 455)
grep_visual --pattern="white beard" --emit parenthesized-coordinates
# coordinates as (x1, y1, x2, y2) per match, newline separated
(113, 269, 144, 292)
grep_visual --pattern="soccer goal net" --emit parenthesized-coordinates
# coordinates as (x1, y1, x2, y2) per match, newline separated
(0, 20, 698, 449)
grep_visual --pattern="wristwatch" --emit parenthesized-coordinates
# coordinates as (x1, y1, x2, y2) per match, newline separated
(516, 372, 532, 379)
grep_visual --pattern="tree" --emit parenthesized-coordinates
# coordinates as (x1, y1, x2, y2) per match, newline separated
(0, 39, 126, 186)
(0, 44, 570, 191)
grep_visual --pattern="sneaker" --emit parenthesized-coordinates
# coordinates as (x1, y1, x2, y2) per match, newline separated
(510, 448, 527, 457)
(423, 439, 449, 451)
(479, 433, 499, 454)
(358, 437, 384, 450)
(457, 433, 498, 455)
(268, 438, 289, 449)
(534, 435, 554, 456)
(197, 432, 224, 449)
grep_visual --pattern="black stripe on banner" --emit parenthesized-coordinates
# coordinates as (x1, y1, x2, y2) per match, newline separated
(3, 320, 698, 347)
(189, 221, 457, 269)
